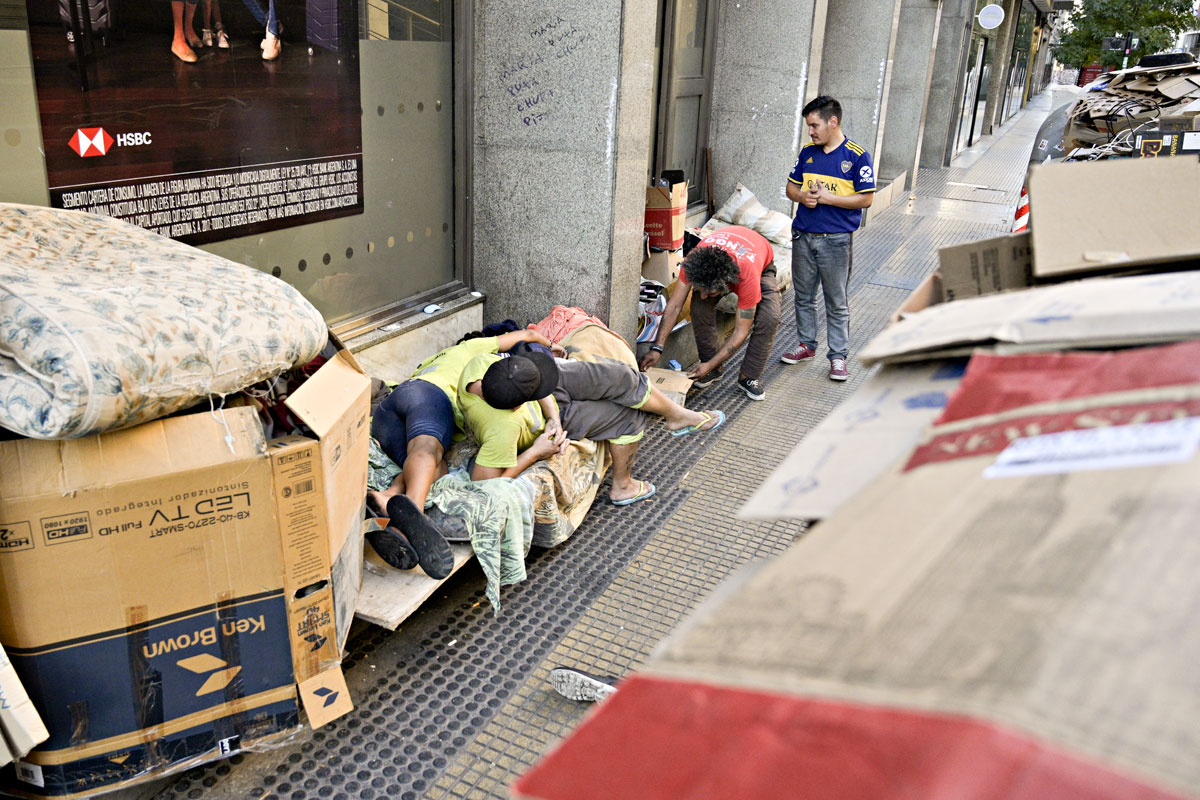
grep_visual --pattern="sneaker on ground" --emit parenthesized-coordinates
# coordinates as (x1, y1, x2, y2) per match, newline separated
(550, 667, 618, 703)
(217, 28, 230, 48)
(780, 344, 816, 364)
(691, 367, 722, 389)
(201, 27, 213, 47)
(737, 376, 765, 401)
(829, 358, 849, 381)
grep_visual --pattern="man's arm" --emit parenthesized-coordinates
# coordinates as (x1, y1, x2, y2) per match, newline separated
(816, 186, 874, 210)
(639, 283, 692, 371)
(785, 180, 807, 204)
(470, 430, 559, 481)
(688, 308, 755, 379)
(496, 328, 554, 353)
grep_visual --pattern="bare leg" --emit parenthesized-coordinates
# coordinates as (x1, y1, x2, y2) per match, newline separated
(184, 2, 201, 47)
(170, 1, 198, 61)
(638, 385, 720, 432)
(402, 435, 447, 510)
(607, 442, 646, 503)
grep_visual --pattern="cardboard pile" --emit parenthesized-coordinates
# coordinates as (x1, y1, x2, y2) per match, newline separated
(0, 345, 367, 798)
(1065, 63, 1200, 156)
(514, 157, 1200, 800)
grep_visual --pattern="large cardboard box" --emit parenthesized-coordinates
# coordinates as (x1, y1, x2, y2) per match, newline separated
(644, 182, 687, 250)
(0, 350, 368, 798)
(642, 248, 682, 287)
(0, 643, 48, 763)
(1028, 157, 1200, 278)
(519, 341, 1200, 799)
(937, 232, 1033, 302)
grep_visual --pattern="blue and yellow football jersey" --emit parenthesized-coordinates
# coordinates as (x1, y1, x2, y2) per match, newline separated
(788, 138, 877, 233)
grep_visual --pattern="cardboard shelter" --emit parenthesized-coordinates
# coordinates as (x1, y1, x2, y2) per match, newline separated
(644, 182, 687, 250)
(0, 348, 368, 798)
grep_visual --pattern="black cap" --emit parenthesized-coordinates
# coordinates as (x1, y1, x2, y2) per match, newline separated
(481, 352, 559, 409)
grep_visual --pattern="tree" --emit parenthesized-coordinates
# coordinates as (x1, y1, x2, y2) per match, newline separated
(1053, 0, 1198, 70)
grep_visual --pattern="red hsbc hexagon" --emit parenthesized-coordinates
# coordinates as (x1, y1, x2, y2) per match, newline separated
(68, 127, 114, 157)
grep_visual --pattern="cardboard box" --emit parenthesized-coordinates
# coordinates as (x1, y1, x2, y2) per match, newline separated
(642, 248, 682, 287)
(936, 232, 1033, 302)
(862, 269, 1200, 366)
(0, 643, 48, 763)
(1029, 157, 1200, 278)
(645, 182, 687, 250)
(739, 358, 967, 522)
(0, 350, 369, 798)
(645, 368, 693, 407)
(539, 341, 1200, 800)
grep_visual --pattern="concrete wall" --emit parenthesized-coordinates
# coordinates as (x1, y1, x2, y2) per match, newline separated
(471, 0, 655, 344)
(706, 0, 819, 213)
(879, 0, 943, 187)
(816, 0, 904, 162)
(920, 0, 973, 168)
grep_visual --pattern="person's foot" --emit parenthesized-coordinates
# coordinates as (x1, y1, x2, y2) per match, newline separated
(737, 376, 765, 401)
(780, 344, 817, 364)
(186, 30, 204, 49)
(365, 525, 419, 571)
(550, 667, 618, 703)
(262, 32, 281, 60)
(665, 408, 723, 434)
(201, 27, 214, 47)
(386, 494, 454, 579)
(691, 366, 722, 389)
(216, 27, 230, 48)
(171, 41, 198, 63)
(610, 479, 656, 506)
(829, 358, 849, 382)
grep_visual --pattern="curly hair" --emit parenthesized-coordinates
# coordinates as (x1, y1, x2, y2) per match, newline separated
(682, 245, 740, 294)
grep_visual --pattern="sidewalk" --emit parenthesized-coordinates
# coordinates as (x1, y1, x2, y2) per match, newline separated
(128, 91, 1060, 800)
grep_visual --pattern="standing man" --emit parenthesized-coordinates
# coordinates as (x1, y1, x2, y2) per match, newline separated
(638, 225, 781, 402)
(780, 95, 876, 382)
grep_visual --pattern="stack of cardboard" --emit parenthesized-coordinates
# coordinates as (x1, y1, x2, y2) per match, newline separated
(1066, 63, 1200, 155)
(513, 157, 1200, 800)
(0, 343, 367, 798)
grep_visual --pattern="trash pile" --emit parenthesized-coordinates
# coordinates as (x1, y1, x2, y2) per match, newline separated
(1064, 62, 1200, 158)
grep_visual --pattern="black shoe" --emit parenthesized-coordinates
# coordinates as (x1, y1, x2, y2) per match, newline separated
(691, 366, 722, 389)
(737, 376, 765, 401)
(550, 667, 618, 703)
(427, 505, 472, 542)
(365, 526, 419, 571)
(387, 495, 455, 580)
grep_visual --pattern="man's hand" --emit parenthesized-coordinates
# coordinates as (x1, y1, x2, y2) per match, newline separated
(639, 349, 662, 371)
(528, 429, 560, 462)
(802, 180, 821, 209)
(545, 418, 570, 454)
(687, 360, 715, 379)
(551, 343, 568, 358)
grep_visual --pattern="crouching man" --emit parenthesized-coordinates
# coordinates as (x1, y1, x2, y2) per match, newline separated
(639, 225, 781, 401)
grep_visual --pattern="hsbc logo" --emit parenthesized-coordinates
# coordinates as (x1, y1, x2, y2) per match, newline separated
(67, 127, 152, 157)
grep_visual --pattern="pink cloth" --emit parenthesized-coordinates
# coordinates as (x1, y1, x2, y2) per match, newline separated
(529, 306, 610, 343)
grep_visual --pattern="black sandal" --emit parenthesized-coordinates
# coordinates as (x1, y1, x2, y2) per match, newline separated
(387, 495, 455, 580)
(365, 525, 419, 571)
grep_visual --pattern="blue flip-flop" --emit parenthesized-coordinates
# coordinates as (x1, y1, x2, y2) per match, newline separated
(670, 409, 726, 437)
(611, 480, 656, 506)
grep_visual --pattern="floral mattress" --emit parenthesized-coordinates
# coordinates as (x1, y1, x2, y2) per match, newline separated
(0, 204, 327, 439)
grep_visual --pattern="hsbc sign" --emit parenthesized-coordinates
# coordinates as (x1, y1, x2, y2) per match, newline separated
(67, 127, 152, 157)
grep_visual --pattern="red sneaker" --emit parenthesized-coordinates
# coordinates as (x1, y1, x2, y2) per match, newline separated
(780, 344, 816, 364)
(829, 358, 849, 381)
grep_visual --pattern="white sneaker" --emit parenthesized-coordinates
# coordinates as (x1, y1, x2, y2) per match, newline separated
(201, 27, 213, 47)
(550, 667, 617, 703)
(217, 28, 230, 48)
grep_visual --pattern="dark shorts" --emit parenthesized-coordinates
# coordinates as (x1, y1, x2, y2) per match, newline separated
(370, 379, 455, 467)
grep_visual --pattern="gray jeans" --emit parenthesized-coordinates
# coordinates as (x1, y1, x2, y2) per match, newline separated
(791, 231, 852, 361)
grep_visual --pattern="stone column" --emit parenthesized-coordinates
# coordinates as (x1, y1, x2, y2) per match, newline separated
(982, 0, 1021, 134)
(471, 0, 656, 343)
(879, 0, 943, 189)
(816, 0, 905, 164)
(706, 0, 821, 214)
(920, 0, 973, 168)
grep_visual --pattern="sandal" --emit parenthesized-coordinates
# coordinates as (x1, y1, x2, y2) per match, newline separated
(670, 410, 725, 437)
(611, 480, 656, 506)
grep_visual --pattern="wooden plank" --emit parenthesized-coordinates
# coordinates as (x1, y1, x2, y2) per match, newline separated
(355, 543, 476, 630)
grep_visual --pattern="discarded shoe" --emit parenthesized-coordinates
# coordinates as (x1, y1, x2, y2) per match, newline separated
(387, 494, 454, 579)
(365, 525, 419, 571)
(550, 667, 618, 703)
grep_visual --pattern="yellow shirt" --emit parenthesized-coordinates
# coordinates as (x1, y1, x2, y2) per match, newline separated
(411, 336, 499, 431)
(458, 352, 555, 469)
